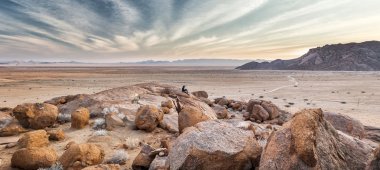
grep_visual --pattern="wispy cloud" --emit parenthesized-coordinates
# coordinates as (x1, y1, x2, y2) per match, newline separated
(0, 0, 380, 62)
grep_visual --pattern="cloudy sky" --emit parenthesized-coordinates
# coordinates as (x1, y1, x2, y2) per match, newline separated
(1, 0, 380, 62)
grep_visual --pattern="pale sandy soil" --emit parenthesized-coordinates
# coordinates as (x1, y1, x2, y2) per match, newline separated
(1, 66, 379, 127)
(1, 66, 380, 169)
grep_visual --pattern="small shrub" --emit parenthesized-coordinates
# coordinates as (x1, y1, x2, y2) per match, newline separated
(124, 137, 140, 149)
(94, 129, 108, 136)
(37, 162, 63, 170)
(0, 119, 12, 128)
(101, 106, 120, 116)
(259, 96, 264, 98)
(284, 105, 291, 108)
(106, 150, 128, 165)
(57, 113, 71, 123)
(288, 102, 295, 105)
(93, 118, 106, 129)
(117, 113, 126, 120)
(340, 101, 347, 104)
(132, 96, 140, 104)
(273, 97, 278, 99)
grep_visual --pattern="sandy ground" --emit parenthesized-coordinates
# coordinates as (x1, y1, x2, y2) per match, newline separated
(1, 66, 380, 127)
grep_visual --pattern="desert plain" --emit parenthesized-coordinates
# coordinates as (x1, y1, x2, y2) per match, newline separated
(1, 66, 379, 127)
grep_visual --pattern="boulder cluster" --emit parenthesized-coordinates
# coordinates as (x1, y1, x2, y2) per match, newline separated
(0, 82, 379, 170)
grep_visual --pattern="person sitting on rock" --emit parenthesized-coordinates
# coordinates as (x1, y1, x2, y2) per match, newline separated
(182, 85, 189, 94)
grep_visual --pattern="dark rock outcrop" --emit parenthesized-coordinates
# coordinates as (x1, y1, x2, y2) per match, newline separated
(324, 112, 366, 138)
(245, 100, 290, 125)
(237, 41, 380, 71)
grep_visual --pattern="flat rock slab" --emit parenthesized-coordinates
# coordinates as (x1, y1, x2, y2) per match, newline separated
(0, 136, 19, 145)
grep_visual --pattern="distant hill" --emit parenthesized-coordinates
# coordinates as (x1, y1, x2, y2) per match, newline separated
(236, 41, 380, 71)
(130, 59, 266, 66)
(0, 59, 267, 67)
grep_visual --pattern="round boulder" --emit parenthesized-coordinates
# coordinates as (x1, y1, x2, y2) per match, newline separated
(18, 129, 49, 148)
(47, 129, 65, 141)
(135, 105, 164, 132)
(13, 103, 58, 129)
(169, 120, 262, 170)
(161, 100, 174, 109)
(212, 105, 229, 119)
(11, 147, 58, 170)
(71, 107, 90, 129)
(59, 143, 105, 169)
(191, 91, 208, 99)
(178, 106, 214, 133)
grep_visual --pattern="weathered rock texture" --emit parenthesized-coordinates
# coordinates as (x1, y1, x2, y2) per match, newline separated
(132, 144, 156, 170)
(47, 129, 65, 141)
(245, 99, 290, 125)
(169, 120, 262, 170)
(177, 95, 217, 133)
(260, 108, 372, 170)
(324, 111, 366, 138)
(159, 113, 179, 133)
(11, 147, 58, 170)
(237, 41, 380, 71)
(13, 103, 58, 129)
(105, 112, 124, 130)
(212, 105, 229, 119)
(135, 105, 164, 132)
(71, 107, 90, 129)
(18, 130, 49, 148)
(59, 143, 105, 170)
(191, 91, 208, 99)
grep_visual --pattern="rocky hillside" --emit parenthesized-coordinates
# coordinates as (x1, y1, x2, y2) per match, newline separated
(1, 83, 380, 169)
(237, 41, 380, 71)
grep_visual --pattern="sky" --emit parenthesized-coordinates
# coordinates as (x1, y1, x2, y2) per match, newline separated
(0, 0, 380, 62)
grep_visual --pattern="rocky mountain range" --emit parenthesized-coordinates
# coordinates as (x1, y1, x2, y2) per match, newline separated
(236, 41, 380, 71)
(0, 59, 265, 67)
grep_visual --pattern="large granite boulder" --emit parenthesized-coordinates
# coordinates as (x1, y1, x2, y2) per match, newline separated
(191, 91, 208, 99)
(260, 109, 372, 170)
(159, 113, 179, 133)
(177, 96, 217, 133)
(11, 147, 58, 170)
(135, 105, 164, 132)
(13, 103, 58, 129)
(324, 112, 366, 138)
(18, 129, 49, 148)
(59, 143, 105, 169)
(169, 120, 262, 170)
